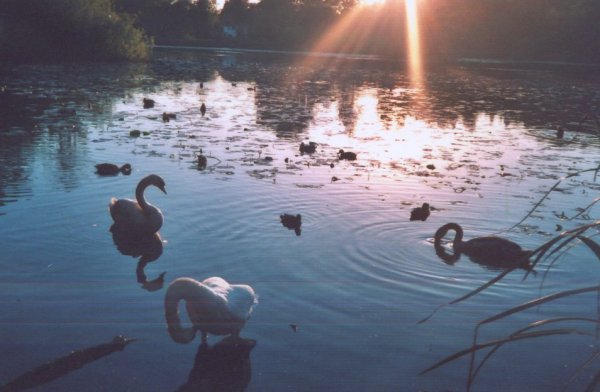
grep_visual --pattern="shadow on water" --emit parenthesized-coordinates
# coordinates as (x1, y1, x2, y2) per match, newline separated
(176, 337, 256, 392)
(0, 336, 135, 392)
(110, 224, 166, 291)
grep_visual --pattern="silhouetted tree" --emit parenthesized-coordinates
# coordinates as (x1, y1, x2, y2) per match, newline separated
(0, 0, 150, 61)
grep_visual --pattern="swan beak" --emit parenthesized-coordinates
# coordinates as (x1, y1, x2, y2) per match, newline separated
(160, 186, 167, 195)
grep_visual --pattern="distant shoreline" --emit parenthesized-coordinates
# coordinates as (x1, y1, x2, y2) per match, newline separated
(154, 44, 600, 71)
(153, 44, 384, 61)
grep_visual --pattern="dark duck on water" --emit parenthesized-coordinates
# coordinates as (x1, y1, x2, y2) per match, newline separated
(95, 163, 132, 176)
(433, 223, 534, 271)
(280, 214, 302, 236)
(338, 149, 357, 161)
(299, 142, 317, 154)
(410, 203, 430, 221)
(143, 98, 155, 109)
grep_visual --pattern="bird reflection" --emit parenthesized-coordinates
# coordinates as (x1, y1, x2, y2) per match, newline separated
(176, 337, 256, 392)
(110, 224, 167, 291)
(433, 223, 534, 272)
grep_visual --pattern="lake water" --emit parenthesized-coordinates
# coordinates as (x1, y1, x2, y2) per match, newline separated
(1, 48, 600, 391)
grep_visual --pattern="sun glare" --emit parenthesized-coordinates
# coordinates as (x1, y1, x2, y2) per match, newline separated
(405, 0, 423, 85)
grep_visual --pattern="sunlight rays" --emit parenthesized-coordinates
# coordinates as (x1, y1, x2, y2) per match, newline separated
(298, 0, 425, 87)
(297, 5, 384, 70)
(405, 0, 424, 86)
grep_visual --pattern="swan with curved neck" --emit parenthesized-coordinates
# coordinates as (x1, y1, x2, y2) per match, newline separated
(165, 277, 258, 344)
(434, 223, 533, 270)
(109, 174, 166, 235)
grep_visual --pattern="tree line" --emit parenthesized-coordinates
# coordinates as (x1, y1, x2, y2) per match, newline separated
(1, 0, 598, 63)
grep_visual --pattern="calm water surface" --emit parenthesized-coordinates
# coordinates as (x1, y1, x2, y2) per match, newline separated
(1, 49, 600, 391)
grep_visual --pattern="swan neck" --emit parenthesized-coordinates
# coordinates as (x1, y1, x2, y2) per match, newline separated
(452, 224, 464, 247)
(135, 179, 150, 210)
(164, 278, 199, 344)
(433, 223, 464, 264)
(434, 223, 463, 245)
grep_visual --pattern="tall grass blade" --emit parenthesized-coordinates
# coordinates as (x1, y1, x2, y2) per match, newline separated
(501, 166, 600, 234)
(471, 318, 599, 386)
(449, 269, 515, 305)
(417, 303, 445, 324)
(479, 286, 600, 326)
(419, 269, 515, 324)
(585, 368, 600, 392)
(570, 197, 600, 220)
(563, 349, 600, 391)
(577, 235, 600, 261)
(421, 328, 591, 375)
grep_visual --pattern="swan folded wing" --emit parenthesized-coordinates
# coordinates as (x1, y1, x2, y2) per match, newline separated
(228, 285, 258, 321)
(464, 237, 527, 262)
(109, 198, 143, 222)
(202, 277, 233, 299)
(109, 198, 163, 233)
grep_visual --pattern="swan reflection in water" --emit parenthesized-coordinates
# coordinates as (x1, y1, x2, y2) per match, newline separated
(110, 224, 167, 291)
(433, 223, 535, 272)
(176, 337, 256, 392)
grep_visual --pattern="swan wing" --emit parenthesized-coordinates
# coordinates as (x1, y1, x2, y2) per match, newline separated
(464, 237, 527, 263)
(109, 198, 142, 222)
(228, 284, 258, 321)
(109, 198, 163, 233)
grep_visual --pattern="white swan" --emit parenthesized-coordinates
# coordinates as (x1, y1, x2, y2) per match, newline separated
(109, 174, 166, 235)
(165, 277, 258, 344)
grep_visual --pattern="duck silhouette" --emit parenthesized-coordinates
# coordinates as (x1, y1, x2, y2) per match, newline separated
(143, 98, 155, 109)
(299, 142, 317, 154)
(201, 103, 207, 116)
(280, 214, 301, 236)
(434, 223, 533, 271)
(410, 203, 430, 221)
(338, 149, 357, 161)
(95, 163, 131, 176)
(162, 112, 176, 122)
(109, 174, 166, 235)
(197, 154, 208, 170)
